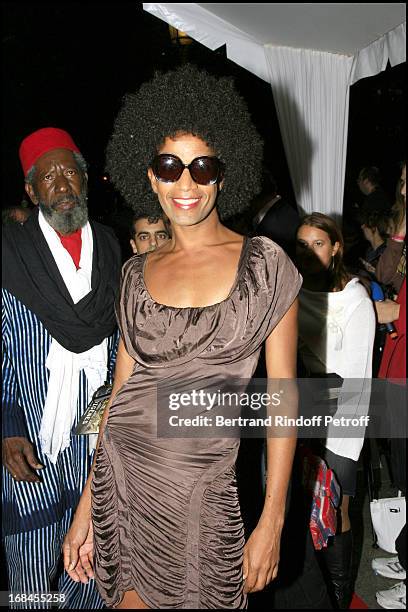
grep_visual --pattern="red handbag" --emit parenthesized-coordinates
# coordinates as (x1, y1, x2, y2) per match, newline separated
(299, 446, 341, 550)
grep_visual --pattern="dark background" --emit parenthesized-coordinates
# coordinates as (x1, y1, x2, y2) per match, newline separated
(2, 2, 406, 229)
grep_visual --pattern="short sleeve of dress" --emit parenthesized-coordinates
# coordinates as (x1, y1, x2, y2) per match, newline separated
(114, 255, 144, 360)
(246, 236, 303, 340)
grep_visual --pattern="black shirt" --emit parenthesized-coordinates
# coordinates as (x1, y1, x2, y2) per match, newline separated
(360, 187, 392, 214)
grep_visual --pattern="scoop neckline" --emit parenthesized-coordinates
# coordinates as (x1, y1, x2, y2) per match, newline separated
(140, 235, 250, 310)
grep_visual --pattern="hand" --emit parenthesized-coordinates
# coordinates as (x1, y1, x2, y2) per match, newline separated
(375, 300, 400, 324)
(243, 524, 282, 593)
(358, 258, 376, 275)
(2, 437, 44, 482)
(63, 514, 94, 584)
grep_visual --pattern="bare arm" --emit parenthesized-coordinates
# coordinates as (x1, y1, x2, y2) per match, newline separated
(375, 299, 400, 323)
(243, 298, 298, 593)
(62, 337, 135, 580)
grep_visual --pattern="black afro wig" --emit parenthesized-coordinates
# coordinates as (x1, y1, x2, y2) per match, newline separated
(105, 64, 263, 221)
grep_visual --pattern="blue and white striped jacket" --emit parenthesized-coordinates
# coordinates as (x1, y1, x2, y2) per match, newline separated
(2, 289, 118, 537)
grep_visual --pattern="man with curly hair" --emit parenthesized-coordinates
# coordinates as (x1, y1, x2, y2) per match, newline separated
(63, 64, 302, 610)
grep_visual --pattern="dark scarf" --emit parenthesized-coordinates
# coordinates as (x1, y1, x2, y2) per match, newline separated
(2, 208, 121, 353)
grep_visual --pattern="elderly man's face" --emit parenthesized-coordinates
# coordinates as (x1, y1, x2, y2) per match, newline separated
(25, 148, 88, 234)
(130, 217, 170, 254)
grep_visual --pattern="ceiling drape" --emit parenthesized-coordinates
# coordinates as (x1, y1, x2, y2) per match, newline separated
(264, 46, 354, 217)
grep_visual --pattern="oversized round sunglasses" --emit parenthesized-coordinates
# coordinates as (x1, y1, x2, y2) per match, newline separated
(151, 154, 225, 185)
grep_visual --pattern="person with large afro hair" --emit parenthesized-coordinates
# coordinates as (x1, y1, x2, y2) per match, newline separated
(63, 63, 302, 610)
(105, 63, 263, 219)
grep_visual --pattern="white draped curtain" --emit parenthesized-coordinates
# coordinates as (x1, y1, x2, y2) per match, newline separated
(351, 22, 406, 85)
(264, 46, 354, 218)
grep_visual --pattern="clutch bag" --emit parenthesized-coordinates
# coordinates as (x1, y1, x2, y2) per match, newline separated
(74, 383, 112, 435)
(299, 445, 341, 550)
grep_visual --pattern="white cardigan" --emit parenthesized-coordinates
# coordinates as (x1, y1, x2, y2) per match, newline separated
(298, 277, 376, 460)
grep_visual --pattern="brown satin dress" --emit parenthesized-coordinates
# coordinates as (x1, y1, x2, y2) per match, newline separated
(91, 236, 302, 609)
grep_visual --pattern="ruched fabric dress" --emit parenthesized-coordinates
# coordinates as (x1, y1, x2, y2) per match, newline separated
(91, 236, 302, 609)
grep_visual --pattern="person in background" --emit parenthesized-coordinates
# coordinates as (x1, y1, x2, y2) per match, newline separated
(353, 207, 397, 376)
(346, 166, 393, 273)
(375, 164, 406, 295)
(356, 167, 392, 215)
(2, 127, 121, 609)
(296, 212, 376, 609)
(373, 162, 406, 611)
(2, 203, 32, 225)
(129, 213, 170, 255)
(358, 208, 391, 279)
(252, 168, 300, 261)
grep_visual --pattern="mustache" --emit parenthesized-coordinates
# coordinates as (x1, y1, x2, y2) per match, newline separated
(51, 194, 80, 208)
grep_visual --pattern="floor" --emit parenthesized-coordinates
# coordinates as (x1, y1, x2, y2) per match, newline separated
(350, 440, 403, 609)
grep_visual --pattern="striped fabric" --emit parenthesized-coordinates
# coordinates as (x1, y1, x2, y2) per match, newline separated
(4, 521, 102, 610)
(2, 289, 118, 609)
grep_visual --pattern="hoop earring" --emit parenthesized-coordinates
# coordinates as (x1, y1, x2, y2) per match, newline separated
(330, 255, 335, 272)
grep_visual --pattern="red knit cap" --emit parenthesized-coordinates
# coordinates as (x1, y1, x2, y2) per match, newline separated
(19, 127, 81, 176)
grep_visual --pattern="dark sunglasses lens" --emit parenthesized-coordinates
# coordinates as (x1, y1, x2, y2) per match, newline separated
(153, 155, 223, 184)
(190, 157, 221, 184)
(153, 156, 183, 182)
